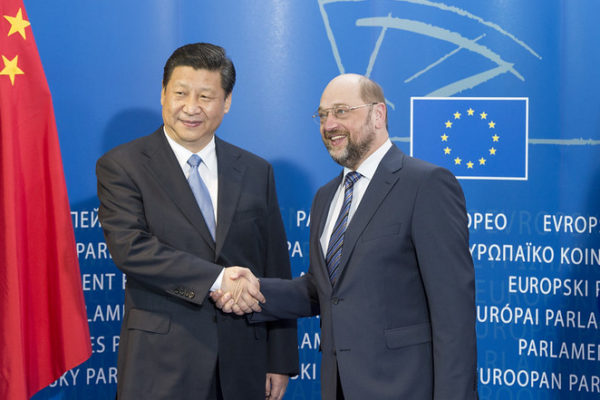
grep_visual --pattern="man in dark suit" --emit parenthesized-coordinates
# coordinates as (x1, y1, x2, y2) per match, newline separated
(214, 74, 478, 399)
(96, 43, 298, 400)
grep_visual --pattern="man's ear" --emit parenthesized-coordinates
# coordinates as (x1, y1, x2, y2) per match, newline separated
(224, 92, 232, 114)
(373, 102, 387, 129)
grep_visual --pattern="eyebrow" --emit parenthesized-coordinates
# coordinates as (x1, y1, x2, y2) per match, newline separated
(171, 82, 217, 93)
(318, 103, 349, 110)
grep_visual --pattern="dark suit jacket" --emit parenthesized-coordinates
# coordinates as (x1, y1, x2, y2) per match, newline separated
(96, 128, 298, 399)
(256, 145, 477, 399)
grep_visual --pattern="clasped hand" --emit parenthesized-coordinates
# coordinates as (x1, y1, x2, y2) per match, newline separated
(213, 267, 265, 315)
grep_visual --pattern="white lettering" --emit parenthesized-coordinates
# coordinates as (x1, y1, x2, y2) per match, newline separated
(468, 212, 507, 231)
(479, 368, 561, 389)
(86, 367, 118, 385)
(82, 273, 116, 291)
(88, 304, 124, 322)
(49, 368, 80, 387)
(91, 336, 105, 353)
(569, 374, 600, 393)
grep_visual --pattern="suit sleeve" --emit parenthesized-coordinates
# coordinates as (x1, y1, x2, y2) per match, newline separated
(262, 165, 300, 375)
(252, 275, 319, 322)
(253, 182, 321, 323)
(411, 167, 478, 399)
(96, 154, 222, 305)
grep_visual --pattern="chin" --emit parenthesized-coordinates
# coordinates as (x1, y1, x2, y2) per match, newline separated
(329, 153, 350, 168)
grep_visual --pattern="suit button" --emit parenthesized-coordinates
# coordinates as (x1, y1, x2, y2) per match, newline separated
(332, 297, 339, 305)
(188, 291, 195, 299)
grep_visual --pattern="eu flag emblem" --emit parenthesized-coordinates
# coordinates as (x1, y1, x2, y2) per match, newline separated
(410, 97, 528, 180)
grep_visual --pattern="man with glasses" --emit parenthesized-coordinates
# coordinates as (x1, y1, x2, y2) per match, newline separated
(214, 73, 478, 399)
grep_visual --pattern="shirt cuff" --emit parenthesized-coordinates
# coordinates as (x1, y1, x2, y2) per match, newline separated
(210, 268, 225, 292)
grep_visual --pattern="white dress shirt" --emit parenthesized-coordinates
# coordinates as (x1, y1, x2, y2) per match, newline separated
(164, 131, 219, 223)
(320, 139, 393, 256)
(164, 130, 223, 289)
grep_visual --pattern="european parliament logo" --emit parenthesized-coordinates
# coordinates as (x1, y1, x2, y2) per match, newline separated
(318, 1, 541, 100)
(410, 97, 528, 180)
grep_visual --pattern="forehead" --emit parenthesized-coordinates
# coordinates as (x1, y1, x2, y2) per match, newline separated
(320, 77, 362, 108)
(166, 66, 223, 91)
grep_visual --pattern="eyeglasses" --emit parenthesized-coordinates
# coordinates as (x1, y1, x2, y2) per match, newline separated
(312, 102, 378, 125)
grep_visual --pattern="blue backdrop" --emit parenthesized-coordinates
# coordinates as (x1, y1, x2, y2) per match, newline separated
(24, 1, 600, 398)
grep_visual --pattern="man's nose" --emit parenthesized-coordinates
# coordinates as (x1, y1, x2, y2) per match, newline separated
(183, 98, 202, 114)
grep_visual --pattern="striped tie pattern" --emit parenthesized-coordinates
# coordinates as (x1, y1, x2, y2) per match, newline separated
(326, 171, 361, 284)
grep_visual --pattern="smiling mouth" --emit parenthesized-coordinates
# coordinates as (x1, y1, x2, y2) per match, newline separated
(181, 119, 203, 127)
(327, 134, 347, 146)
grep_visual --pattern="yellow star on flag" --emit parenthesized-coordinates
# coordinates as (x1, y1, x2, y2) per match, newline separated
(467, 108, 474, 116)
(445, 120, 452, 128)
(480, 112, 487, 119)
(453, 111, 461, 119)
(489, 147, 497, 155)
(488, 121, 496, 129)
(492, 134, 500, 142)
(4, 8, 31, 40)
(466, 161, 474, 169)
(441, 133, 448, 141)
(444, 147, 451, 155)
(479, 157, 486, 165)
(454, 157, 462, 165)
(0, 55, 24, 85)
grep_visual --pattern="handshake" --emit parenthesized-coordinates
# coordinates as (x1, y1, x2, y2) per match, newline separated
(212, 267, 265, 315)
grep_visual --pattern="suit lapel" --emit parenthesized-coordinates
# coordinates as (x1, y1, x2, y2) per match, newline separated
(315, 173, 343, 242)
(141, 129, 216, 251)
(214, 137, 245, 259)
(335, 145, 405, 286)
(311, 174, 342, 290)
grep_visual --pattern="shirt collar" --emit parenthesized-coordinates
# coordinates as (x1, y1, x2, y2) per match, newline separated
(343, 138, 392, 181)
(163, 128, 217, 172)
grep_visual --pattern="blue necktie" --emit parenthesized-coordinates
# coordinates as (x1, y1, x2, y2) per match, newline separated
(187, 154, 216, 240)
(326, 171, 361, 285)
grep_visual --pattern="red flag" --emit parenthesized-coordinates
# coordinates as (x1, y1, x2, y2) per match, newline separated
(0, 2, 92, 399)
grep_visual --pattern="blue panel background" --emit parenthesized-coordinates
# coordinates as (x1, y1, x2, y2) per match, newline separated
(18, 0, 600, 398)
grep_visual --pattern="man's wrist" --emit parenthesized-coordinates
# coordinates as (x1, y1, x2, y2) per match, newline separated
(209, 268, 225, 291)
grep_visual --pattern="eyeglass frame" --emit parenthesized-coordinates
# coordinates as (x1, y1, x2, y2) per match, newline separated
(312, 102, 378, 125)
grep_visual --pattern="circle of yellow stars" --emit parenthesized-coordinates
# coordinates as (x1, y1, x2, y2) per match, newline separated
(440, 106, 500, 170)
(1, 8, 31, 85)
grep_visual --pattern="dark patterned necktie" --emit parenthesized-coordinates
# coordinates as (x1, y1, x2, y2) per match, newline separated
(325, 171, 361, 284)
